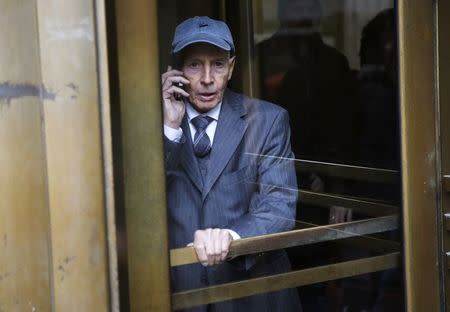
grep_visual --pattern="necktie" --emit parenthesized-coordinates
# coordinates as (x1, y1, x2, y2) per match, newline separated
(191, 115, 214, 158)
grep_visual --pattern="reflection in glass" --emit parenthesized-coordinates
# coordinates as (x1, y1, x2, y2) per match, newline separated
(255, 0, 403, 311)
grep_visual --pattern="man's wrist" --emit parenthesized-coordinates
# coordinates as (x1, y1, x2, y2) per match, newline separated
(164, 125, 183, 142)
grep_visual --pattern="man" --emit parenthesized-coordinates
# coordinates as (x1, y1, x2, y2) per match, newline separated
(162, 16, 301, 311)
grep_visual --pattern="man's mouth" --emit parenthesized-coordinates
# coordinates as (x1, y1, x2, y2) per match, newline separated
(198, 92, 216, 101)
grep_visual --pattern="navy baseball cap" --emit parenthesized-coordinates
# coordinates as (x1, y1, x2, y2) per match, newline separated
(172, 16, 235, 54)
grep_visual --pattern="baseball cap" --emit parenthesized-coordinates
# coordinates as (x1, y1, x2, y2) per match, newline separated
(172, 16, 235, 54)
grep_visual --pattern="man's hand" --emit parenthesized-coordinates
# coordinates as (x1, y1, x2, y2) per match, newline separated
(161, 66, 190, 129)
(193, 228, 233, 266)
(329, 206, 353, 224)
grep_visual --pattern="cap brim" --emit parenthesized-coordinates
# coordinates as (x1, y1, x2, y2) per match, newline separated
(173, 33, 232, 53)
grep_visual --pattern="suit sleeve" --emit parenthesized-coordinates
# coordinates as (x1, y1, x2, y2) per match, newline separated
(164, 135, 185, 171)
(228, 109, 298, 238)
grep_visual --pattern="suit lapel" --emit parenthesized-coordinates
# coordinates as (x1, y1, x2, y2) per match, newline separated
(202, 91, 247, 200)
(180, 116, 203, 192)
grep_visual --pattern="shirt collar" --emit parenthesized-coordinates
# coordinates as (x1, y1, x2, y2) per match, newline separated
(186, 100, 222, 122)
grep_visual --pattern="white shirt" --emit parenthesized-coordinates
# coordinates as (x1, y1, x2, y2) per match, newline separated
(164, 101, 221, 144)
(164, 100, 240, 242)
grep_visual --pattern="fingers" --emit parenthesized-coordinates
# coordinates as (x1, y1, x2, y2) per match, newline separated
(193, 229, 233, 267)
(161, 68, 190, 128)
(336, 208, 345, 223)
(212, 229, 222, 265)
(346, 208, 353, 222)
(329, 206, 336, 224)
(161, 69, 190, 87)
(220, 233, 230, 261)
(163, 84, 190, 99)
(161, 67, 190, 103)
(329, 206, 353, 224)
(194, 231, 208, 266)
(162, 75, 190, 92)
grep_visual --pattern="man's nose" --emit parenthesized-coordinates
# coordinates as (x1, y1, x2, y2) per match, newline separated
(201, 65, 213, 84)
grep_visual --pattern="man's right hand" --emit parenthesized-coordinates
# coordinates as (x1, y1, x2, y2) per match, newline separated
(161, 66, 190, 129)
(193, 228, 233, 266)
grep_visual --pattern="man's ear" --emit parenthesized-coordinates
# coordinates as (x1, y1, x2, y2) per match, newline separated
(228, 56, 236, 80)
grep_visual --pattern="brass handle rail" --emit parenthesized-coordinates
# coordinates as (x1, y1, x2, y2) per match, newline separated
(299, 190, 399, 216)
(444, 175, 450, 192)
(294, 158, 399, 184)
(172, 252, 400, 310)
(170, 215, 399, 267)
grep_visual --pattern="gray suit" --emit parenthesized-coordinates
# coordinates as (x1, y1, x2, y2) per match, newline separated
(165, 89, 301, 311)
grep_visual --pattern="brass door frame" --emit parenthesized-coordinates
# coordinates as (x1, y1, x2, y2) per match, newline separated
(437, 0, 450, 310)
(113, 0, 172, 311)
(112, 0, 444, 310)
(398, 1, 442, 310)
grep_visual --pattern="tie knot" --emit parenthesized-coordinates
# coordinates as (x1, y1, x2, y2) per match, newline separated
(192, 115, 214, 132)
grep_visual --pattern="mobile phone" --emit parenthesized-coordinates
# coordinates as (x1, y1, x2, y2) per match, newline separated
(171, 56, 185, 101)
(173, 81, 184, 101)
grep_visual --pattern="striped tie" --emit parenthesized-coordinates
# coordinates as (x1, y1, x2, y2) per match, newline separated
(191, 115, 214, 158)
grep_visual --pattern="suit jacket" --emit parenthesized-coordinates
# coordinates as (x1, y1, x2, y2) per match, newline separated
(164, 89, 301, 312)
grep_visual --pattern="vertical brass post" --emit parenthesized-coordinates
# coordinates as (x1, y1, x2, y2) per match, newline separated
(398, 0, 441, 310)
(114, 0, 172, 310)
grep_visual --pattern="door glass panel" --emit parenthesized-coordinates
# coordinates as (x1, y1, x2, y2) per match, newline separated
(157, 1, 403, 311)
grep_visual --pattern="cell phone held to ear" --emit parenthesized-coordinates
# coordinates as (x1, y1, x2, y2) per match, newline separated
(173, 81, 185, 101)
(171, 56, 186, 101)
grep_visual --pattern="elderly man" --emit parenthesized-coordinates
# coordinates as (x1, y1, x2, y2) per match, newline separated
(162, 16, 301, 311)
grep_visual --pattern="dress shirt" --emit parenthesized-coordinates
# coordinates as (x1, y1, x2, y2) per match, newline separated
(164, 100, 221, 143)
(164, 100, 240, 241)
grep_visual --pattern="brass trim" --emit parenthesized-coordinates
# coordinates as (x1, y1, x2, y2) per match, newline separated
(398, 0, 441, 310)
(295, 159, 399, 184)
(219, 0, 226, 21)
(170, 215, 398, 267)
(172, 252, 400, 310)
(237, 0, 259, 97)
(437, 0, 450, 308)
(114, 0, 171, 310)
(94, 0, 120, 310)
(299, 190, 399, 216)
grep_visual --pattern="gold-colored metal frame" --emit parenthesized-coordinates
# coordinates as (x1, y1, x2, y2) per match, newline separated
(437, 0, 450, 309)
(113, 0, 171, 311)
(398, 1, 441, 310)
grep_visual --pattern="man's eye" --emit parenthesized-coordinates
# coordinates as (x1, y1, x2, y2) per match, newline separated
(189, 62, 200, 68)
(215, 61, 225, 68)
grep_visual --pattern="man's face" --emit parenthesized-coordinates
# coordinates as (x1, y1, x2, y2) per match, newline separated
(181, 43, 235, 113)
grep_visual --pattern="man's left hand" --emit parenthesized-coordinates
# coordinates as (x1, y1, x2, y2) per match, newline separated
(193, 229, 233, 266)
(329, 206, 353, 224)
